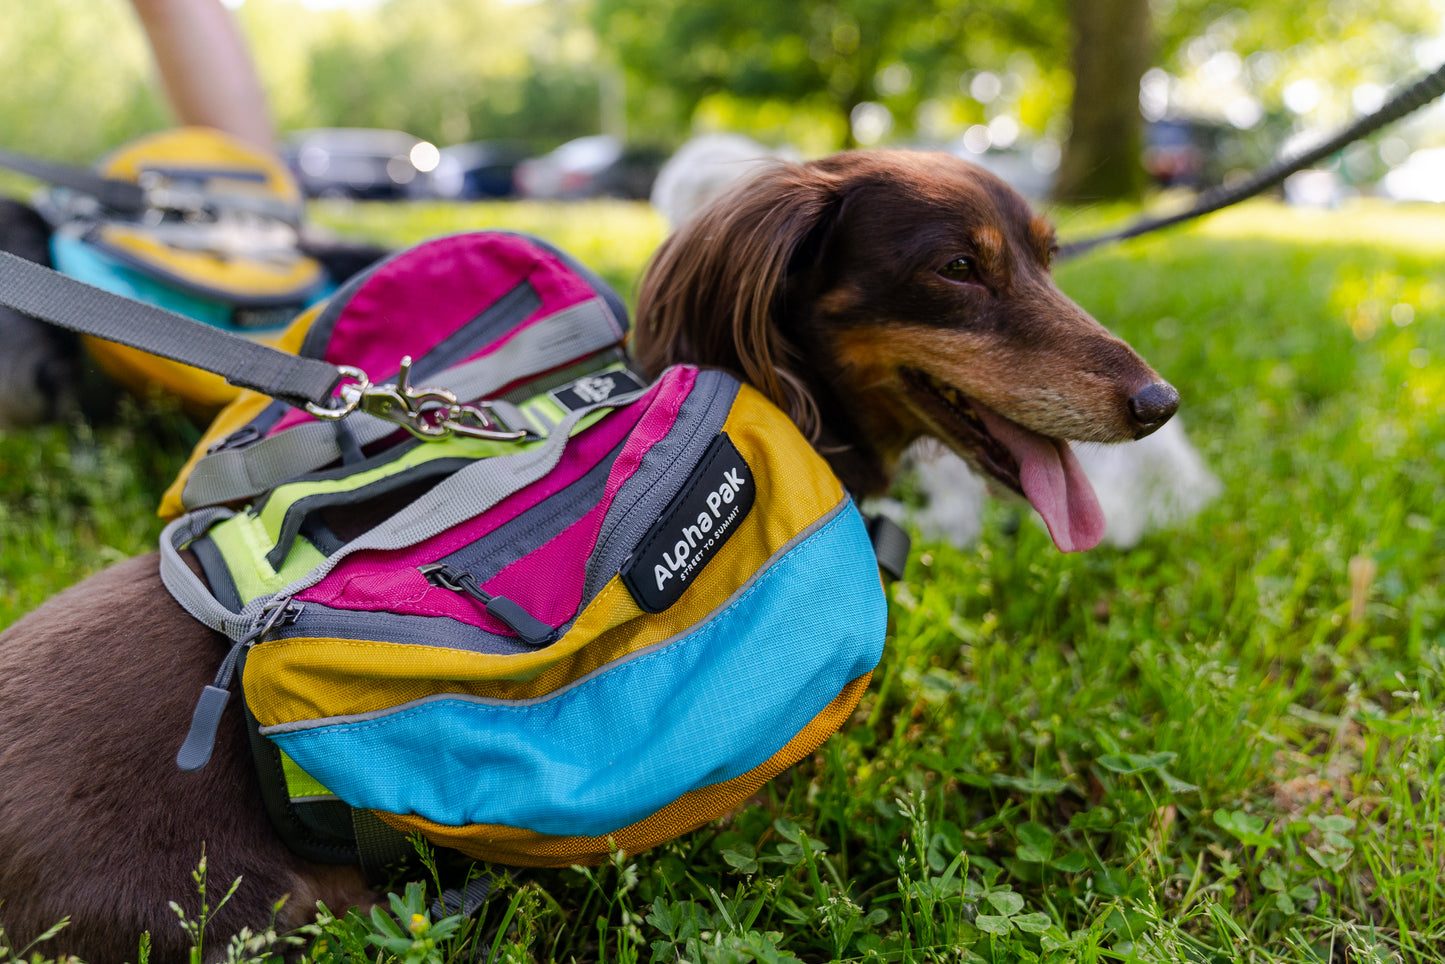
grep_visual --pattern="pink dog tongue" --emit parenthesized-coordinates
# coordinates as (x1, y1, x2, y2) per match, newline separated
(974, 406, 1106, 552)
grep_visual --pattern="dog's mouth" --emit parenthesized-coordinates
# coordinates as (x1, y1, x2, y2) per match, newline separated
(901, 368, 1106, 552)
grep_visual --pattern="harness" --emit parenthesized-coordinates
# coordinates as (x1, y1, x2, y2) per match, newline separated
(0, 231, 909, 880)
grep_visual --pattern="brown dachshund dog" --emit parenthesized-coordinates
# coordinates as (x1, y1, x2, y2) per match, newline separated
(0, 149, 1175, 963)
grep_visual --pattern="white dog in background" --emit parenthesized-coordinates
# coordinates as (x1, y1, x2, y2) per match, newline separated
(651, 134, 1221, 550)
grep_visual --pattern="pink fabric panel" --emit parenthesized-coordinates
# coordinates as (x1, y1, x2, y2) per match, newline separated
(296, 367, 696, 638)
(267, 233, 613, 436)
(477, 366, 693, 625)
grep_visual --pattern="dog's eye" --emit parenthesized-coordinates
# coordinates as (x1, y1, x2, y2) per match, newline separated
(941, 257, 974, 280)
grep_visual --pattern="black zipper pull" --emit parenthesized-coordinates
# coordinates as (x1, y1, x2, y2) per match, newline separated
(176, 600, 303, 772)
(420, 563, 556, 647)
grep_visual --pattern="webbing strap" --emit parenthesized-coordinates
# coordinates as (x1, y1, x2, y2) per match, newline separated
(0, 147, 303, 225)
(179, 299, 627, 509)
(352, 810, 416, 883)
(866, 514, 911, 582)
(0, 148, 146, 212)
(159, 506, 254, 640)
(161, 390, 647, 640)
(0, 251, 344, 408)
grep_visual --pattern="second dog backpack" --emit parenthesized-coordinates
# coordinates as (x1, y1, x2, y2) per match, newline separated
(144, 231, 904, 870)
(3, 128, 333, 413)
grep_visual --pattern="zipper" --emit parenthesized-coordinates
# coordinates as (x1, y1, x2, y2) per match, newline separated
(175, 599, 304, 771)
(419, 563, 556, 647)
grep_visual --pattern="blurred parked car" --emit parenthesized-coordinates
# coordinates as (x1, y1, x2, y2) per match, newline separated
(945, 140, 1054, 200)
(423, 140, 526, 200)
(515, 135, 666, 200)
(282, 128, 439, 200)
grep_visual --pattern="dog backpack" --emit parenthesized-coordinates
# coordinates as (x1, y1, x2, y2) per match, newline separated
(150, 231, 904, 870)
(3, 128, 331, 413)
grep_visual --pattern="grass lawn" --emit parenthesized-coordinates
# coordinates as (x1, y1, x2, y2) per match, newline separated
(1, 196, 1442, 963)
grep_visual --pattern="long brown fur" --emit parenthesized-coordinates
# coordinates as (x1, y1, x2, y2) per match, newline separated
(636, 149, 1174, 495)
(0, 149, 1174, 963)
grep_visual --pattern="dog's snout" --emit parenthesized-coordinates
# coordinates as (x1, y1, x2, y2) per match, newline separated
(1128, 381, 1179, 434)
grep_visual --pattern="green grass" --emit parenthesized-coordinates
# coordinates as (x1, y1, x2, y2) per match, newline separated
(3, 197, 1444, 963)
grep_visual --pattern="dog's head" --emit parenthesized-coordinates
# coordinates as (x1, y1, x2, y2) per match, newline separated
(635, 149, 1177, 552)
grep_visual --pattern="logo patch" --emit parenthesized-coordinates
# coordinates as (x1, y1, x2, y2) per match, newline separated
(621, 432, 755, 613)
(550, 369, 646, 412)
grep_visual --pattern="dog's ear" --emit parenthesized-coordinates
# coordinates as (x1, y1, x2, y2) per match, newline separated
(634, 161, 842, 442)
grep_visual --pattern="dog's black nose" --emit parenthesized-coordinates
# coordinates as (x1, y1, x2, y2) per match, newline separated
(1128, 381, 1179, 431)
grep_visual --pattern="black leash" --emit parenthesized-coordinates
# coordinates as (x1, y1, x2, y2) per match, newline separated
(1060, 60, 1445, 259)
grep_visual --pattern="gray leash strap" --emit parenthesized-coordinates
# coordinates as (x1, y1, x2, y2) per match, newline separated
(178, 296, 625, 509)
(0, 250, 344, 408)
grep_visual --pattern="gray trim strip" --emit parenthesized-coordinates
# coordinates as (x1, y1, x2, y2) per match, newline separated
(159, 507, 257, 639)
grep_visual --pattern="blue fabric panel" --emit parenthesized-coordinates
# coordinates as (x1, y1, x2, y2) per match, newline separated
(266, 502, 886, 838)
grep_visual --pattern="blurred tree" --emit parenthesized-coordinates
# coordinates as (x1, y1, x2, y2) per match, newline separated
(0, 2, 167, 163)
(245, 0, 604, 149)
(3, 0, 1441, 191)
(1053, 0, 1152, 201)
(593, 0, 1069, 149)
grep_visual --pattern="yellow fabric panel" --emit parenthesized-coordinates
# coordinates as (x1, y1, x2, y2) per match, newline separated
(243, 382, 848, 726)
(158, 303, 323, 519)
(94, 223, 323, 299)
(372, 672, 871, 866)
(206, 509, 327, 605)
(98, 126, 302, 206)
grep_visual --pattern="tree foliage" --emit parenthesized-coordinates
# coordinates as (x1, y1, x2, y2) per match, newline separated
(2, 0, 1442, 179)
(595, 0, 1070, 149)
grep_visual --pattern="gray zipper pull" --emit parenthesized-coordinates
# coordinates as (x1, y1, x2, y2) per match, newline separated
(419, 563, 556, 647)
(176, 600, 303, 771)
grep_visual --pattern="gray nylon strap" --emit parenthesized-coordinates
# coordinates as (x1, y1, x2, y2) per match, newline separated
(159, 506, 256, 640)
(165, 391, 645, 640)
(351, 809, 415, 883)
(0, 148, 146, 212)
(179, 297, 625, 509)
(0, 251, 344, 407)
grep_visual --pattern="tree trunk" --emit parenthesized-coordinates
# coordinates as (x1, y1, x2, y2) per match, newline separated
(1053, 0, 1151, 203)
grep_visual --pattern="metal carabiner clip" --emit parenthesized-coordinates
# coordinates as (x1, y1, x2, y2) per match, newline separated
(306, 356, 527, 443)
(304, 365, 371, 421)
